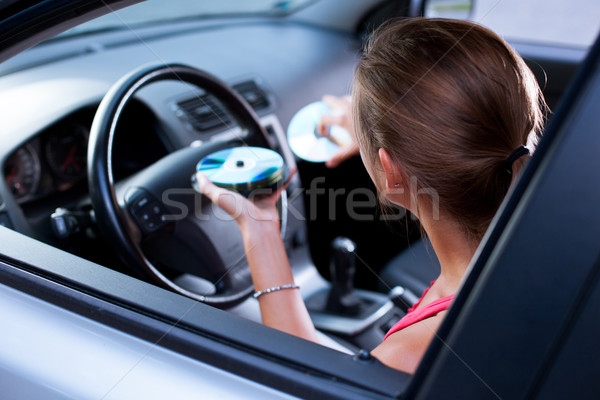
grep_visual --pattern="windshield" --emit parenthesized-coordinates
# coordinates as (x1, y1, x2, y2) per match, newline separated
(59, 0, 316, 38)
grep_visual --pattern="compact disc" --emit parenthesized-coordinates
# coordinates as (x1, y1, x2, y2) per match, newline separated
(287, 101, 352, 163)
(195, 146, 288, 194)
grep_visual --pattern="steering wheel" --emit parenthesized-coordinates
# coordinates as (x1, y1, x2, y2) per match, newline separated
(88, 63, 279, 307)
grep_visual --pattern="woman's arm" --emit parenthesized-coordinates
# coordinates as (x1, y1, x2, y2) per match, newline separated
(242, 221, 318, 341)
(196, 172, 319, 342)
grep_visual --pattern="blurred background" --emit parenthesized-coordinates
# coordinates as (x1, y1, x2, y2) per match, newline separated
(472, 0, 600, 48)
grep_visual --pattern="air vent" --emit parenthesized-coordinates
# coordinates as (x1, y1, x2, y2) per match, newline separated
(232, 80, 270, 111)
(176, 80, 270, 133)
(177, 94, 232, 132)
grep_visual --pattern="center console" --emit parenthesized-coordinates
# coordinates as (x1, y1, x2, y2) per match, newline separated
(304, 237, 408, 351)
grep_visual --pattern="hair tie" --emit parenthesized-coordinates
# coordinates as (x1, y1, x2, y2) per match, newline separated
(504, 145, 530, 174)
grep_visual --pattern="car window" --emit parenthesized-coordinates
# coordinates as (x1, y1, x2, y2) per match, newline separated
(471, 0, 600, 48)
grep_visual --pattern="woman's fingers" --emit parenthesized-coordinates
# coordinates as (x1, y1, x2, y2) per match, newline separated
(196, 168, 295, 223)
(195, 172, 246, 217)
(326, 142, 359, 168)
(195, 172, 216, 197)
(284, 167, 297, 188)
(318, 94, 357, 168)
(318, 95, 352, 135)
(322, 94, 350, 110)
(246, 167, 297, 208)
(275, 167, 297, 197)
(317, 114, 345, 135)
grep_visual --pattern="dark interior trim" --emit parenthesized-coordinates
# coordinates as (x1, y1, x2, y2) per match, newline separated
(0, 0, 143, 63)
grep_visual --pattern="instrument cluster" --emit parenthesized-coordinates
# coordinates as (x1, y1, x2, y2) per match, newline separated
(3, 109, 93, 204)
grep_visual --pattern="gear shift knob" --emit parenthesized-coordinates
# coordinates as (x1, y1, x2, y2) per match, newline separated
(326, 237, 361, 315)
(330, 237, 356, 295)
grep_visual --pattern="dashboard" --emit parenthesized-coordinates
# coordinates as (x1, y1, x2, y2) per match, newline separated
(2, 100, 168, 218)
(2, 76, 279, 206)
(0, 17, 361, 268)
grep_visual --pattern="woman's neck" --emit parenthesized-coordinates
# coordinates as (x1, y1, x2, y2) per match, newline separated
(418, 212, 477, 297)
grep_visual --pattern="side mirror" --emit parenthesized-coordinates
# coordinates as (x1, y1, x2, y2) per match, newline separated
(423, 0, 474, 19)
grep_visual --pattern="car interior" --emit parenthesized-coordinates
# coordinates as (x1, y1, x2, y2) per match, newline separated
(0, 0, 448, 353)
(1, 0, 598, 398)
(0, 0, 587, 348)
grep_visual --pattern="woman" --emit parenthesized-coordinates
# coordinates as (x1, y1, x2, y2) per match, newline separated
(196, 18, 547, 373)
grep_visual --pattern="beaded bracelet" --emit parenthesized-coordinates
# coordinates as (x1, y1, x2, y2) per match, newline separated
(253, 284, 300, 299)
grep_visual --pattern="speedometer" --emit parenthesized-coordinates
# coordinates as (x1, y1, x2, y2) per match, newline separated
(3, 144, 41, 202)
(45, 122, 89, 182)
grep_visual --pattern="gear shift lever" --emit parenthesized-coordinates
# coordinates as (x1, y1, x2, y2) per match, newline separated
(326, 237, 361, 315)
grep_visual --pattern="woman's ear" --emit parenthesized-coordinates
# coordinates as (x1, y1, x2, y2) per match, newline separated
(378, 148, 404, 192)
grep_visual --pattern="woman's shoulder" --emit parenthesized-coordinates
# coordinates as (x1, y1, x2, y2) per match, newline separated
(371, 310, 448, 373)
(384, 285, 455, 340)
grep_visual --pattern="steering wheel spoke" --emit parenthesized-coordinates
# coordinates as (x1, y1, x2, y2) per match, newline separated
(123, 187, 171, 235)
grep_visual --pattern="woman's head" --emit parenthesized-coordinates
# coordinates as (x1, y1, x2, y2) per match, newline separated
(353, 18, 547, 241)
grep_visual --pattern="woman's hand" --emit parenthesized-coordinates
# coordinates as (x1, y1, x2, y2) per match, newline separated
(195, 169, 294, 234)
(195, 167, 318, 342)
(317, 95, 360, 168)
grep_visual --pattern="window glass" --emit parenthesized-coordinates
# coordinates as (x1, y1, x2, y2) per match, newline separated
(470, 0, 600, 48)
(59, 0, 316, 39)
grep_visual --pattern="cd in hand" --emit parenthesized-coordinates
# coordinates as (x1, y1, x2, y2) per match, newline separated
(287, 101, 351, 163)
(194, 146, 288, 195)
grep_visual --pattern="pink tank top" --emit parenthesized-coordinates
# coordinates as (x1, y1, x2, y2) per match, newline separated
(384, 283, 455, 340)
